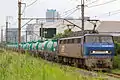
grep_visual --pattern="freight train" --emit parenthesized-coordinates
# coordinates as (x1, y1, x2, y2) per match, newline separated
(7, 34, 115, 70)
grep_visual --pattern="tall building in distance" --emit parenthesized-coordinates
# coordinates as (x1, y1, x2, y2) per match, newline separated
(46, 9, 60, 22)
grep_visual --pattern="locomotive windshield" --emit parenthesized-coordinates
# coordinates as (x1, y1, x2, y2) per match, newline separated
(85, 36, 113, 43)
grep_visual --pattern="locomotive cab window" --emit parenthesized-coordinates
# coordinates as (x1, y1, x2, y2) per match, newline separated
(59, 40, 62, 44)
(63, 40, 67, 44)
(59, 40, 64, 44)
(68, 39, 70, 43)
(60, 37, 81, 44)
(85, 35, 113, 43)
(85, 36, 99, 43)
(71, 39, 74, 43)
(69, 39, 74, 43)
(74, 38, 81, 43)
(77, 38, 81, 43)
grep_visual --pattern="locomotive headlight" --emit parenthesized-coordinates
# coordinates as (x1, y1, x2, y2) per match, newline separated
(93, 51, 95, 53)
(90, 51, 96, 54)
(105, 51, 111, 54)
(105, 51, 109, 53)
(90, 50, 111, 54)
(106, 51, 111, 54)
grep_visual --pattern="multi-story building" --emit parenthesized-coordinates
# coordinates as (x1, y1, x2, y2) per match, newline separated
(46, 9, 60, 22)
(7, 28, 18, 43)
(26, 24, 36, 42)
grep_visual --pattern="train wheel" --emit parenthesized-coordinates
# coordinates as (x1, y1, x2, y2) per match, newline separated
(58, 56, 62, 63)
(74, 59, 79, 67)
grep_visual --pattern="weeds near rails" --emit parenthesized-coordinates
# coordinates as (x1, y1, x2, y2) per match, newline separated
(0, 50, 106, 80)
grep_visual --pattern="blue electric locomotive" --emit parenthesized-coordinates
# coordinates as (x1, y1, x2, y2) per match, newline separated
(58, 34, 115, 70)
(84, 34, 115, 70)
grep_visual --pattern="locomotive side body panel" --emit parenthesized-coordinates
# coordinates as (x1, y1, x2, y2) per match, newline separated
(59, 43, 82, 58)
(58, 37, 83, 58)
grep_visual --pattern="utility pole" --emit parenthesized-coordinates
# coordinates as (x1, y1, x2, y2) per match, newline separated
(15, 36, 16, 43)
(41, 23, 43, 41)
(26, 30, 27, 42)
(1, 27, 3, 42)
(6, 19, 8, 43)
(81, 0, 85, 31)
(18, 0, 22, 52)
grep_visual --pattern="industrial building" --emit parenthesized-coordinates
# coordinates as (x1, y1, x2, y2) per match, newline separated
(7, 28, 18, 43)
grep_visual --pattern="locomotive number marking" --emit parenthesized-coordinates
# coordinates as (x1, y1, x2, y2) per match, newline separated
(61, 45, 65, 53)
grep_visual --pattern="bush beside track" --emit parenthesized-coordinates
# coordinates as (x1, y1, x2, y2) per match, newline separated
(112, 42, 120, 73)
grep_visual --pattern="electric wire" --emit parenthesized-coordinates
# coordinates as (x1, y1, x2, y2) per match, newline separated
(60, 8, 76, 17)
(60, 5, 81, 18)
(22, 3, 26, 15)
(64, 9, 79, 18)
(21, 0, 38, 14)
(102, 9, 120, 16)
(21, 0, 120, 29)
(101, 11, 120, 18)
(86, 0, 98, 5)
(94, 9, 120, 18)
(88, 0, 118, 8)
(60, 0, 99, 18)
(63, 8, 76, 14)
(110, 11, 120, 16)
(26, 0, 38, 7)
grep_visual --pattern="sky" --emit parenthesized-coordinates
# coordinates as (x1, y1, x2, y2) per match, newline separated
(0, 0, 120, 27)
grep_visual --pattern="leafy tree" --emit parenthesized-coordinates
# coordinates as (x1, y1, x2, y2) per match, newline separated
(63, 29, 72, 37)
(53, 33, 63, 39)
(53, 29, 73, 39)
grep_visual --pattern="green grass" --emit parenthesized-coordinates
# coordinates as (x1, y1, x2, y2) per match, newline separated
(113, 55, 120, 69)
(112, 55, 120, 74)
(0, 49, 105, 80)
(111, 69, 120, 74)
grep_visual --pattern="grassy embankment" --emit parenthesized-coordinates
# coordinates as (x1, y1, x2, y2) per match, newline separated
(112, 55, 120, 74)
(112, 42, 120, 73)
(0, 49, 105, 80)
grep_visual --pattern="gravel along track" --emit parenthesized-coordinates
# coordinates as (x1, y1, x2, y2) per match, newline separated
(77, 69, 120, 80)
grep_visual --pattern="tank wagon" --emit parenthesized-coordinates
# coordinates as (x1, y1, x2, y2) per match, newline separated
(7, 34, 115, 70)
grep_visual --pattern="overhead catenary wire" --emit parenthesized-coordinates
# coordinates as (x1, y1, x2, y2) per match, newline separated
(60, 5, 82, 18)
(64, 9, 79, 18)
(88, 0, 118, 8)
(93, 9, 120, 18)
(110, 11, 120, 16)
(20, 0, 120, 32)
(62, 7, 76, 14)
(22, 3, 26, 15)
(80, 0, 119, 19)
(86, 0, 98, 5)
(101, 9, 120, 16)
(60, 0, 99, 18)
(100, 11, 120, 18)
(26, 0, 38, 7)
(21, 0, 38, 15)
(60, 8, 77, 17)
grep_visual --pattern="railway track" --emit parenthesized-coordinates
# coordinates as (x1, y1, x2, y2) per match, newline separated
(76, 69, 120, 80)
(107, 73, 120, 79)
